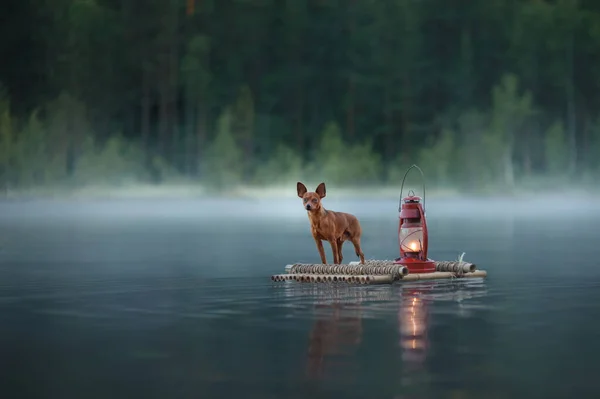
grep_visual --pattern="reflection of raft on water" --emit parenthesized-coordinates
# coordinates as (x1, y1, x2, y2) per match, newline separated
(270, 259, 487, 285)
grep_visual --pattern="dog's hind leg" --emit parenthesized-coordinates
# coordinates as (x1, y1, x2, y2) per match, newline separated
(350, 237, 365, 265)
(336, 239, 344, 264)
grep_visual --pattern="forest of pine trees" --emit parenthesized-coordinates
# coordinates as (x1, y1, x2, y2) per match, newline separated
(1, 0, 600, 195)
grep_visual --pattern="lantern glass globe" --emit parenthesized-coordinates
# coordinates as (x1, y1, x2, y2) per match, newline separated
(400, 226, 423, 253)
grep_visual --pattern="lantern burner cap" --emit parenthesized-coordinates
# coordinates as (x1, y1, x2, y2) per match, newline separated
(403, 195, 422, 203)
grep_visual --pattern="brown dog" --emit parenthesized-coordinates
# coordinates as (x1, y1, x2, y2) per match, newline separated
(297, 182, 365, 265)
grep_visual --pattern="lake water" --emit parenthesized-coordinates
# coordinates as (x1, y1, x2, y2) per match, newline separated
(1, 196, 600, 399)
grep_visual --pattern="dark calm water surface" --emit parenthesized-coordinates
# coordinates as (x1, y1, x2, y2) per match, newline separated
(1, 197, 600, 399)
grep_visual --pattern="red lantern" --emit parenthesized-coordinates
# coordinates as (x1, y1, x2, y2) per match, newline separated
(394, 165, 436, 274)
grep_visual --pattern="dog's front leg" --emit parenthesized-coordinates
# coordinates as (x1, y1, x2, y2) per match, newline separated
(329, 240, 340, 264)
(314, 238, 327, 264)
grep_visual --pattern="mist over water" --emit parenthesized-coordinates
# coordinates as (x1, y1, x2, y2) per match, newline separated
(5, 0, 600, 396)
(1, 196, 600, 398)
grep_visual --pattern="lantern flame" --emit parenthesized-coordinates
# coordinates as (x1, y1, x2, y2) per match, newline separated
(407, 240, 421, 252)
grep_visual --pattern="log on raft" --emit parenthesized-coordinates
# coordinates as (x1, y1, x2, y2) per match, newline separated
(285, 263, 409, 278)
(402, 270, 487, 281)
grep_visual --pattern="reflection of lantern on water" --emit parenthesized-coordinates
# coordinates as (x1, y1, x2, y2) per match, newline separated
(399, 287, 431, 366)
(307, 303, 363, 379)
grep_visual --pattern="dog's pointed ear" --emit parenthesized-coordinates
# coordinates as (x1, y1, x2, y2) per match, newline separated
(297, 182, 308, 198)
(315, 182, 326, 199)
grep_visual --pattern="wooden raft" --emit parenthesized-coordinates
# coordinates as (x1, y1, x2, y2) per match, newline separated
(271, 259, 487, 285)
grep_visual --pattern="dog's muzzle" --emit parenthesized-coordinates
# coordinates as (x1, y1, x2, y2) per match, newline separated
(305, 204, 311, 210)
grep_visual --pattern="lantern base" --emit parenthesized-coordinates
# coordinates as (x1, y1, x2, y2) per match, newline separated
(393, 257, 436, 274)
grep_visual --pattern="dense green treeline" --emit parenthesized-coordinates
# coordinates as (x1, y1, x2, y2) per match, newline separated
(1, 0, 600, 195)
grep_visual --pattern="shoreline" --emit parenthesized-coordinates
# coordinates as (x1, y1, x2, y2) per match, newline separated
(1, 182, 598, 202)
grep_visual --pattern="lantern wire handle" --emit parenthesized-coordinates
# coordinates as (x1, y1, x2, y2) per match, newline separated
(399, 164, 427, 212)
